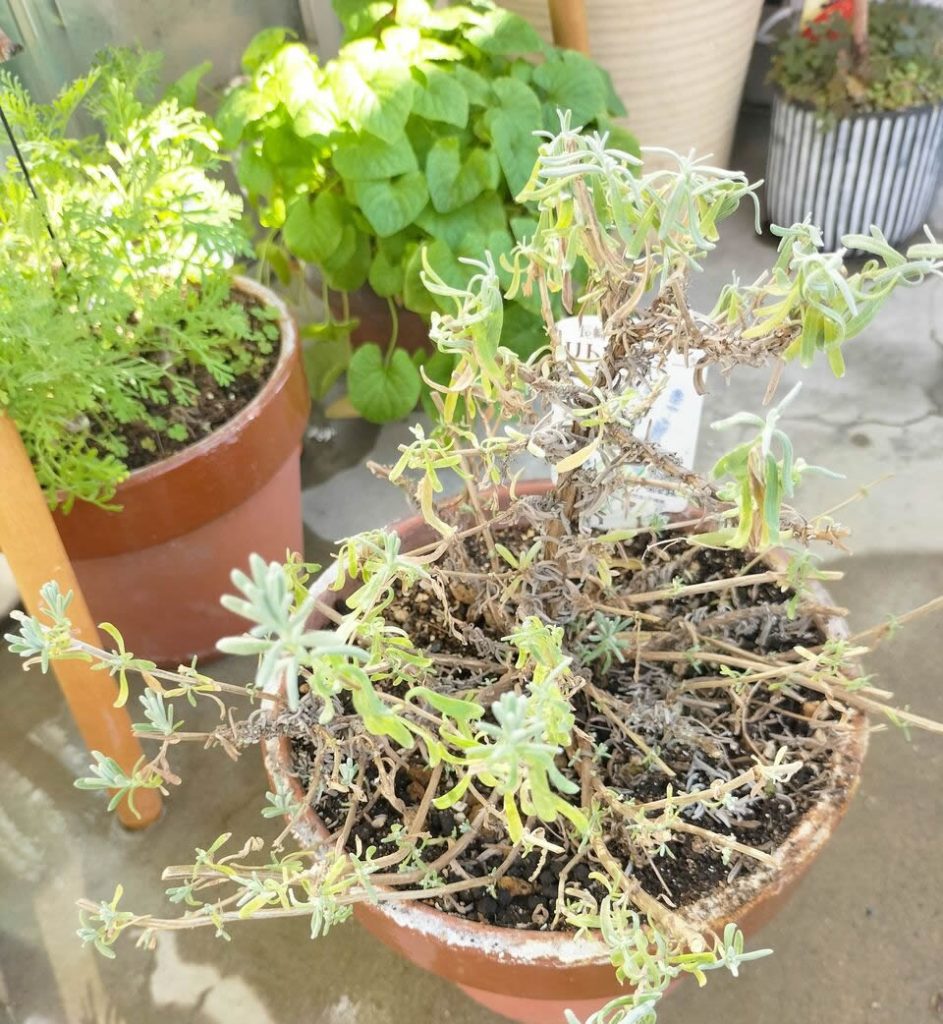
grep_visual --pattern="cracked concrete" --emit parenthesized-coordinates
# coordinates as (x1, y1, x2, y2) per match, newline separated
(0, 110, 941, 1024)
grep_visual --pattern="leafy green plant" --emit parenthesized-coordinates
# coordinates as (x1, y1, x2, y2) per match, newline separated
(7, 118, 943, 1024)
(0, 50, 277, 510)
(769, 1, 943, 122)
(215, 0, 634, 423)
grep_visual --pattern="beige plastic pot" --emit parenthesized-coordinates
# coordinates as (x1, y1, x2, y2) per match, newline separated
(263, 497, 868, 1024)
(53, 277, 310, 666)
(504, 0, 764, 169)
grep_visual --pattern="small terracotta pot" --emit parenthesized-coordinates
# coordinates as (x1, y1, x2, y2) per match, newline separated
(330, 286, 430, 355)
(54, 277, 310, 666)
(263, 493, 868, 1024)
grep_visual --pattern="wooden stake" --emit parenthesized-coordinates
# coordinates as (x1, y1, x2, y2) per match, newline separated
(851, 0, 870, 65)
(548, 0, 590, 54)
(0, 413, 161, 828)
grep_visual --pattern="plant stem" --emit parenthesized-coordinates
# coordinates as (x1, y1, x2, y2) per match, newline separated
(591, 837, 707, 952)
(669, 820, 776, 865)
(847, 595, 943, 648)
(631, 762, 777, 814)
(458, 454, 499, 572)
(600, 569, 793, 607)
(585, 682, 676, 777)
(384, 297, 400, 362)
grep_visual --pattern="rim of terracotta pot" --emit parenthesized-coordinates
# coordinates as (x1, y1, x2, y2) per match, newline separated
(262, 493, 869, 975)
(55, 275, 310, 558)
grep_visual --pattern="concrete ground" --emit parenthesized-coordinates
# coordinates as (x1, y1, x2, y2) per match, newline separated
(1, 109, 941, 1024)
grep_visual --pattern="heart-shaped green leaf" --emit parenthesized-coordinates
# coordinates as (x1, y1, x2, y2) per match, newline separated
(268, 44, 322, 118)
(452, 65, 491, 107)
(348, 344, 422, 423)
(533, 52, 607, 126)
(333, 132, 418, 180)
(416, 190, 506, 251)
(382, 24, 463, 62)
(241, 27, 296, 73)
(215, 86, 277, 148)
(333, 0, 394, 36)
(283, 192, 345, 265)
(466, 8, 543, 55)
(426, 137, 500, 213)
(369, 241, 406, 298)
(492, 76, 542, 120)
(321, 227, 371, 291)
(352, 171, 429, 237)
(292, 98, 337, 139)
(328, 54, 415, 144)
(412, 64, 469, 128)
(487, 78, 542, 196)
(261, 123, 320, 189)
(238, 146, 275, 199)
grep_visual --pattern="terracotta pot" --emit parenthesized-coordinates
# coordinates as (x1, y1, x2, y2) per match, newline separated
(329, 286, 430, 355)
(263, 493, 868, 1024)
(54, 277, 310, 666)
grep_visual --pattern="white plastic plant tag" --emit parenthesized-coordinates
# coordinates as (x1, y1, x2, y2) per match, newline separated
(555, 315, 705, 527)
(0, 554, 17, 620)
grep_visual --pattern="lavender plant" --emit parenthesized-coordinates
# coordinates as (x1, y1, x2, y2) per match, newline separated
(7, 118, 943, 1023)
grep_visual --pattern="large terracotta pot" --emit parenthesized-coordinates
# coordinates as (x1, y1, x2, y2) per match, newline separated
(263, 497, 868, 1024)
(502, 0, 764, 170)
(54, 277, 310, 666)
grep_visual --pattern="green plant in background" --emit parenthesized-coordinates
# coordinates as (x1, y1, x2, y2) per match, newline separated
(215, 0, 634, 423)
(8, 120, 943, 1024)
(769, 1, 943, 123)
(0, 50, 275, 511)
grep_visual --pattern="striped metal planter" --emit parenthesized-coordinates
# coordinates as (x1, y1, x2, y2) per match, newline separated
(766, 95, 943, 251)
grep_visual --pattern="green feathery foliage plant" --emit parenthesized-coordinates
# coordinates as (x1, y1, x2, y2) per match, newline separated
(7, 116, 943, 1023)
(0, 50, 278, 511)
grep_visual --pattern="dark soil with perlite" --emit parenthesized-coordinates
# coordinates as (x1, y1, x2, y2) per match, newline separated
(286, 525, 850, 932)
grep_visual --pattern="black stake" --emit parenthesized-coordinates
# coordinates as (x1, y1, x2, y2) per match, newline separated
(0, 100, 55, 241)
(0, 29, 58, 244)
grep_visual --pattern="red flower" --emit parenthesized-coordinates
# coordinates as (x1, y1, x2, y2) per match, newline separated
(802, 0, 853, 40)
